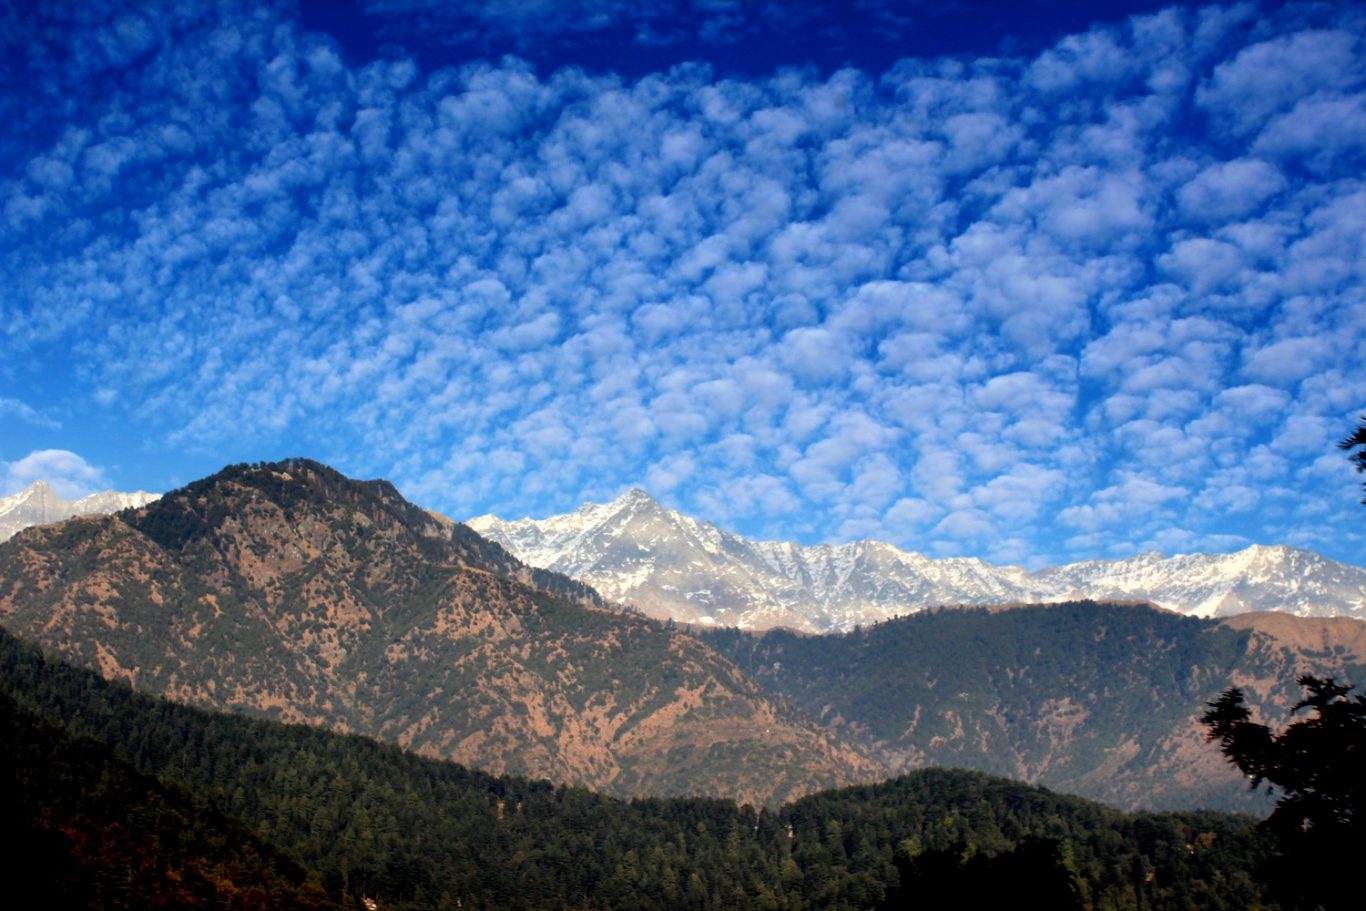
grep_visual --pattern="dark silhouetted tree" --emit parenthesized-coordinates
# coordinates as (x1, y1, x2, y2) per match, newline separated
(1203, 675, 1364, 909)
(876, 837, 1083, 911)
(1339, 417, 1366, 503)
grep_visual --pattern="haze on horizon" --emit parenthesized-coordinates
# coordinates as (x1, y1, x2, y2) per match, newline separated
(1, 0, 1363, 570)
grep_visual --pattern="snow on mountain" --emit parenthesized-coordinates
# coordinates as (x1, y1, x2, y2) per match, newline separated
(468, 489, 1366, 632)
(0, 481, 160, 543)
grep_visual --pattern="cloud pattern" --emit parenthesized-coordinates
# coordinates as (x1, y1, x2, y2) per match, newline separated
(2, 0, 1363, 566)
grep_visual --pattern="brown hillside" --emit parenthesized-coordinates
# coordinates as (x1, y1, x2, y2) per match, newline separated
(0, 459, 877, 806)
(1220, 611, 1366, 664)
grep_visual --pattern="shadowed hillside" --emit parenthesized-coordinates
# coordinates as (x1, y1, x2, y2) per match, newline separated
(702, 602, 1366, 812)
(0, 625, 1275, 911)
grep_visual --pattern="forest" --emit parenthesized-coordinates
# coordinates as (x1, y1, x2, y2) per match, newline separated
(1, 624, 1278, 910)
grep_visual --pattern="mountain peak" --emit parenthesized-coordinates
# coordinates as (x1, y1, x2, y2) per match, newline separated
(0, 460, 871, 806)
(1, 480, 56, 505)
(1, 479, 162, 544)
(611, 487, 658, 508)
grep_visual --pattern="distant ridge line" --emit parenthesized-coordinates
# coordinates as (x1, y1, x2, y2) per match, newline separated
(469, 489, 1366, 632)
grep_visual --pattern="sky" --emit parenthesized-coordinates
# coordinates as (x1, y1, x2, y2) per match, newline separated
(1, 0, 1363, 569)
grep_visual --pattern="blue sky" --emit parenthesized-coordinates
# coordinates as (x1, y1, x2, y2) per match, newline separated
(2, 0, 1363, 568)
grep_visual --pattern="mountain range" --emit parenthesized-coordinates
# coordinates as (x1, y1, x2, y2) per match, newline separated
(2, 460, 1364, 814)
(0, 480, 160, 543)
(469, 488, 1366, 632)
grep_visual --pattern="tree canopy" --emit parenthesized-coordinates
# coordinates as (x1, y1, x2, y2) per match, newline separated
(1201, 422, 1366, 909)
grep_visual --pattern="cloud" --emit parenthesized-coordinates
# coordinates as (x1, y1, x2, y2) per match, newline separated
(1254, 94, 1366, 173)
(4, 0, 1365, 569)
(1176, 158, 1285, 222)
(1196, 29, 1361, 137)
(1058, 475, 1189, 533)
(1, 450, 109, 498)
(0, 398, 61, 430)
(1243, 336, 1334, 385)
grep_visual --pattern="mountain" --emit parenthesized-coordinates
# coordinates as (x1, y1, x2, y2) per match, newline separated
(5, 460, 1361, 817)
(0, 480, 160, 543)
(701, 601, 1366, 813)
(0, 459, 871, 806)
(469, 489, 1366, 632)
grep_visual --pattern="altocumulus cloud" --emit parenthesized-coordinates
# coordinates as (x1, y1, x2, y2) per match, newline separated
(2, 0, 1363, 566)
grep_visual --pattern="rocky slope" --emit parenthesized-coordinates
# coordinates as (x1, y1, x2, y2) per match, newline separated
(0, 480, 159, 543)
(469, 489, 1366, 632)
(0, 460, 873, 806)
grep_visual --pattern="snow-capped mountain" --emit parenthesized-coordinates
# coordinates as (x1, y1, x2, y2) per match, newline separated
(0, 480, 161, 543)
(468, 489, 1366, 632)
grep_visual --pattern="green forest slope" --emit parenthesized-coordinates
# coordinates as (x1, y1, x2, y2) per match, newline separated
(1, 626, 1275, 911)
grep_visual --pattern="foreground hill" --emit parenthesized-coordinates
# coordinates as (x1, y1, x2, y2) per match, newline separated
(0, 626, 1274, 911)
(702, 602, 1366, 813)
(0, 459, 870, 806)
(470, 489, 1366, 631)
(1, 686, 333, 909)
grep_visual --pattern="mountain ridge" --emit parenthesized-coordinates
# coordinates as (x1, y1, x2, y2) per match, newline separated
(469, 489, 1366, 632)
(700, 601, 1366, 813)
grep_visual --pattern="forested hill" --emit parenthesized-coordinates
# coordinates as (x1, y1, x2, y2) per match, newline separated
(0, 685, 335, 909)
(701, 601, 1366, 813)
(1, 626, 1274, 910)
(0, 458, 872, 806)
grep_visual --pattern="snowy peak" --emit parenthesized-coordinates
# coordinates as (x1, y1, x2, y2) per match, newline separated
(470, 487, 677, 572)
(72, 489, 160, 513)
(1027, 544, 1358, 619)
(0, 481, 161, 544)
(612, 486, 659, 510)
(470, 494, 1366, 632)
(0, 480, 58, 513)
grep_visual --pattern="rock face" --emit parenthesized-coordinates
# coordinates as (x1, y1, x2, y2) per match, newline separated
(0, 460, 874, 806)
(0, 480, 160, 543)
(470, 489, 1366, 632)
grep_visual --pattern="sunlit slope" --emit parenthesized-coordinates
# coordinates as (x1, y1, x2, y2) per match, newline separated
(0, 458, 872, 806)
